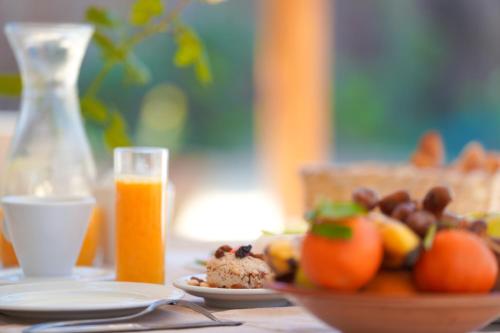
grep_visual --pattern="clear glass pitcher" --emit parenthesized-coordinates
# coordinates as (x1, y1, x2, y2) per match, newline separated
(3, 23, 96, 197)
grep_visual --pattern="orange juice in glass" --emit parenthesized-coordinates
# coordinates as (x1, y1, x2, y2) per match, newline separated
(77, 207, 103, 266)
(114, 147, 168, 284)
(0, 209, 18, 267)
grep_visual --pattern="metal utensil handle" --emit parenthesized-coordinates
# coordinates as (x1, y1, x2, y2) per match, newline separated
(25, 320, 242, 333)
(173, 300, 222, 322)
(24, 299, 175, 333)
(24, 299, 241, 333)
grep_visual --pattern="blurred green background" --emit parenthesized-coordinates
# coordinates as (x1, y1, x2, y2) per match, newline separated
(335, 0, 500, 162)
(2, 0, 500, 240)
(1, 0, 500, 164)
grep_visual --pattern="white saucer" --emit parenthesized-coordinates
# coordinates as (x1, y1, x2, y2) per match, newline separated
(173, 274, 290, 309)
(0, 266, 115, 285)
(0, 281, 184, 319)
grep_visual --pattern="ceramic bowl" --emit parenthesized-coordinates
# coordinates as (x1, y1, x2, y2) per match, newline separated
(270, 283, 500, 333)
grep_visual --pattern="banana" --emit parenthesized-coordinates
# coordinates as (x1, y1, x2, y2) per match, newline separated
(465, 212, 500, 237)
(264, 239, 299, 282)
(370, 213, 421, 269)
(294, 266, 315, 288)
(484, 213, 500, 238)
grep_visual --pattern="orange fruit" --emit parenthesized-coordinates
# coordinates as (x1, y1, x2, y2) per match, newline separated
(414, 229, 498, 293)
(301, 217, 383, 291)
(363, 271, 417, 295)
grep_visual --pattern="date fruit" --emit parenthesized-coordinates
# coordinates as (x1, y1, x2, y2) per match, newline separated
(352, 187, 379, 210)
(406, 210, 437, 237)
(379, 190, 411, 216)
(422, 186, 452, 217)
(391, 201, 417, 222)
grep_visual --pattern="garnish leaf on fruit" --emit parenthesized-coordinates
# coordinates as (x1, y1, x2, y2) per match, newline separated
(310, 223, 353, 240)
(423, 223, 437, 250)
(305, 201, 366, 222)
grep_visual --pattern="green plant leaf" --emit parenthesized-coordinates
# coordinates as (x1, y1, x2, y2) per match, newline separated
(173, 24, 212, 84)
(310, 223, 353, 240)
(81, 97, 109, 124)
(130, 0, 164, 26)
(306, 201, 366, 222)
(423, 223, 437, 250)
(104, 111, 132, 149)
(123, 54, 151, 85)
(174, 28, 200, 66)
(0, 74, 21, 97)
(194, 54, 212, 84)
(85, 6, 115, 27)
(93, 31, 126, 62)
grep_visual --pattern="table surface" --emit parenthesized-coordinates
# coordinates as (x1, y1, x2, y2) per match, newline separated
(1, 237, 500, 333)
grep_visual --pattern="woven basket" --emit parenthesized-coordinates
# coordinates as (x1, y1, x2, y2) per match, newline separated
(301, 164, 500, 215)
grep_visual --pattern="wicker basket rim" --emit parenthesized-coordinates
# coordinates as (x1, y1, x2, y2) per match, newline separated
(301, 163, 500, 179)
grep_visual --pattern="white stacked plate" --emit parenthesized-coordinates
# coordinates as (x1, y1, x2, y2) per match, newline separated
(0, 281, 184, 319)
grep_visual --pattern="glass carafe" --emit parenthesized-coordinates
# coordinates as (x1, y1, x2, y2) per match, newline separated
(3, 23, 96, 197)
(0, 23, 97, 271)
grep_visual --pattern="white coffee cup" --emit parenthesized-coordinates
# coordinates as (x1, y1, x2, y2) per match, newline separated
(1, 195, 95, 277)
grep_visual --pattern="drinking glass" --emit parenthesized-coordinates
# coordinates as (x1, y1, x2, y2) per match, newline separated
(114, 147, 168, 284)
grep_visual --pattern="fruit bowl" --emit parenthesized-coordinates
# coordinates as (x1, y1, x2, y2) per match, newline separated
(270, 282, 500, 333)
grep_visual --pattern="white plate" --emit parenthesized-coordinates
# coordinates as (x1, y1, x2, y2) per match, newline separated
(0, 281, 184, 319)
(173, 274, 289, 309)
(0, 266, 115, 285)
